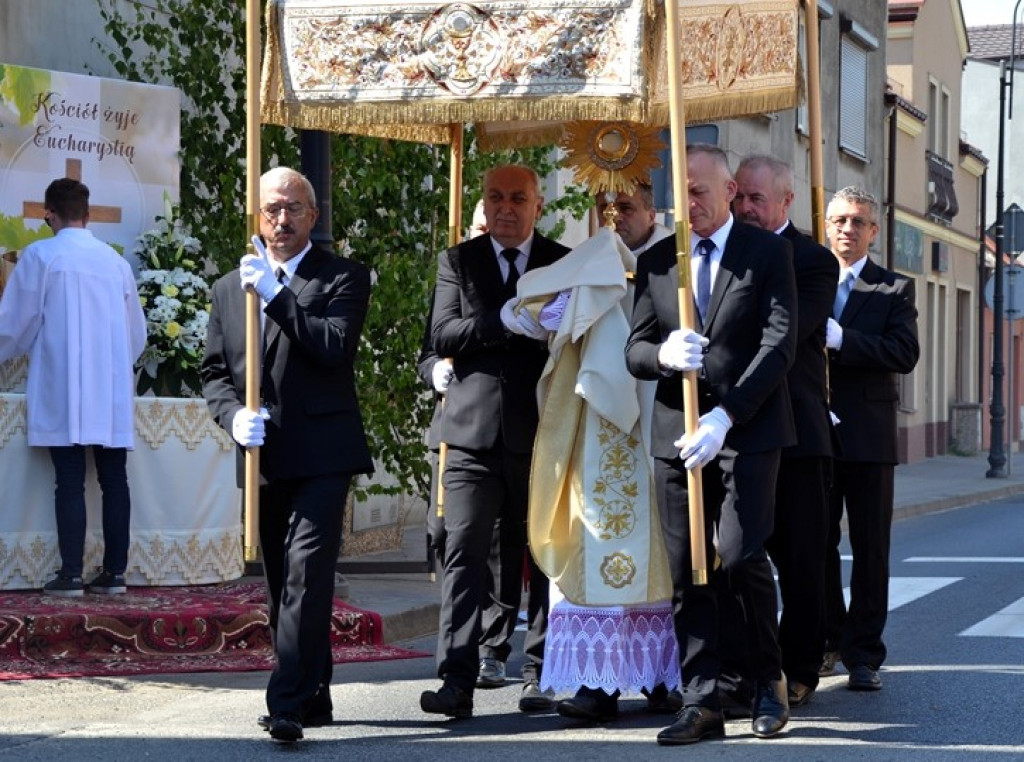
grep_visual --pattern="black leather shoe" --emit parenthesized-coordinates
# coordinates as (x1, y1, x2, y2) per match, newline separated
(717, 689, 753, 719)
(420, 683, 473, 718)
(656, 706, 726, 746)
(819, 650, 839, 677)
(643, 684, 683, 714)
(847, 665, 882, 691)
(556, 688, 619, 722)
(752, 679, 789, 739)
(519, 680, 555, 712)
(258, 709, 331, 730)
(268, 715, 303, 743)
(787, 680, 815, 707)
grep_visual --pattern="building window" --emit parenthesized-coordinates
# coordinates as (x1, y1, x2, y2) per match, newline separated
(797, 1, 832, 136)
(928, 77, 951, 159)
(838, 16, 878, 160)
(839, 36, 869, 158)
(797, 18, 808, 134)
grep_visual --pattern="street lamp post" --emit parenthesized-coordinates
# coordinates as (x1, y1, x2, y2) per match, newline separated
(989, 60, 1009, 478)
(989, 0, 1023, 477)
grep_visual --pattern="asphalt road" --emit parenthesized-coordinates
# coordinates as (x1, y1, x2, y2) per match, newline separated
(2, 497, 1023, 761)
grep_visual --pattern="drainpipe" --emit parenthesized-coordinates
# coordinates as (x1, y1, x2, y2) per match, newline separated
(885, 93, 897, 271)
(979, 167, 987, 406)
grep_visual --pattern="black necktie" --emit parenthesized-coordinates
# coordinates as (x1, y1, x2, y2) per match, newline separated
(501, 248, 521, 298)
(263, 268, 287, 354)
(695, 238, 714, 323)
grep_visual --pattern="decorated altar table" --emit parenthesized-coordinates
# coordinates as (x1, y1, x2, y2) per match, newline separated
(0, 392, 244, 589)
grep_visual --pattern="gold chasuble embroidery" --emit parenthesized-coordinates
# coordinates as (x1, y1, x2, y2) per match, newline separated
(523, 230, 672, 606)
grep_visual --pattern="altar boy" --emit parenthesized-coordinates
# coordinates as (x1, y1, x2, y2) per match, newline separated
(0, 177, 146, 596)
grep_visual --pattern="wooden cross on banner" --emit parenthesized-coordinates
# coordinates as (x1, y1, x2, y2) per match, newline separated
(22, 159, 123, 223)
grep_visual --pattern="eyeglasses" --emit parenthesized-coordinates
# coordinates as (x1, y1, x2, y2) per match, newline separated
(827, 215, 875, 230)
(260, 202, 311, 221)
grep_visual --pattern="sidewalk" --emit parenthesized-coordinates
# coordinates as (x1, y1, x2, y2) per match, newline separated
(348, 452, 1024, 645)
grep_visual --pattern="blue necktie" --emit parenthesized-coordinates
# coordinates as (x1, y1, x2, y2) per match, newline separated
(695, 238, 714, 324)
(834, 271, 854, 319)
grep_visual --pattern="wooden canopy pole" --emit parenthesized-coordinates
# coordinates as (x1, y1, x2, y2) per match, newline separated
(804, 0, 826, 244)
(243, 0, 262, 563)
(448, 125, 465, 249)
(664, 0, 708, 585)
(435, 123, 464, 528)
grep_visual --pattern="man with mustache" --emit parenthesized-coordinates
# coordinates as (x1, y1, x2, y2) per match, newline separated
(202, 166, 373, 743)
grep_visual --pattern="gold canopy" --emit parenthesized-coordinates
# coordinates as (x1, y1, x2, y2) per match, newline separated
(261, 0, 801, 148)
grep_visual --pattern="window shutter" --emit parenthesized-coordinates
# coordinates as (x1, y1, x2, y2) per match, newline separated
(839, 37, 868, 158)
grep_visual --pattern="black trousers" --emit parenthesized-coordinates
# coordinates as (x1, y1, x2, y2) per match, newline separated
(825, 460, 894, 670)
(767, 455, 832, 688)
(427, 450, 520, 663)
(655, 448, 782, 709)
(435, 444, 548, 694)
(260, 472, 351, 719)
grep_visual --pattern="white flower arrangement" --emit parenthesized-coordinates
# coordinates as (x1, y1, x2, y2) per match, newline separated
(134, 197, 211, 397)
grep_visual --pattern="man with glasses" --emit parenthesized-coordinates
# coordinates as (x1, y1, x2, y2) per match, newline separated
(821, 186, 919, 692)
(203, 167, 373, 743)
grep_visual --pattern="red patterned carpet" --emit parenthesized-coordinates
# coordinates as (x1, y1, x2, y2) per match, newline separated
(0, 582, 427, 680)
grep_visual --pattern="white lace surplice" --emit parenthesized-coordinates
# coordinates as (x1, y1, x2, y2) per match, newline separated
(541, 586, 680, 696)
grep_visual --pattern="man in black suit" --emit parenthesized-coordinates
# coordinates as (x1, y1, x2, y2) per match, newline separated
(821, 186, 919, 691)
(625, 144, 797, 745)
(731, 155, 839, 709)
(416, 297, 519, 691)
(202, 167, 373, 743)
(420, 165, 570, 719)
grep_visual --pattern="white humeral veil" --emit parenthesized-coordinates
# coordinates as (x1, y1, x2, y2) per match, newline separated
(519, 226, 679, 695)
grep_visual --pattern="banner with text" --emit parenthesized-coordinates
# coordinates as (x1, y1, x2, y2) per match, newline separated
(0, 63, 180, 264)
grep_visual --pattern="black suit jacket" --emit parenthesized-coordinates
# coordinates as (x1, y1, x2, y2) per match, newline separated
(829, 257, 919, 465)
(781, 222, 839, 458)
(202, 244, 374, 482)
(431, 233, 570, 454)
(625, 223, 797, 459)
(416, 293, 444, 452)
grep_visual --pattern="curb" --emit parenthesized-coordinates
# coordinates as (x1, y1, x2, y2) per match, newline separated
(893, 482, 1024, 523)
(381, 603, 441, 645)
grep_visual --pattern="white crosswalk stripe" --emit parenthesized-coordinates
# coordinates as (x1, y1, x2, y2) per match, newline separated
(834, 569, 962, 611)
(960, 598, 1024, 637)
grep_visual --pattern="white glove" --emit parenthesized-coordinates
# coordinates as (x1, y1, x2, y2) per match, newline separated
(231, 407, 270, 448)
(500, 297, 548, 340)
(538, 290, 571, 332)
(657, 328, 709, 372)
(432, 358, 454, 394)
(675, 406, 732, 470)
(826, 318, 843, 350)
(239, 253, 282, 302)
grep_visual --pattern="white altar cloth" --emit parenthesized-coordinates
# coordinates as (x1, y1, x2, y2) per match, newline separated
(0, 393, 244, 589)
